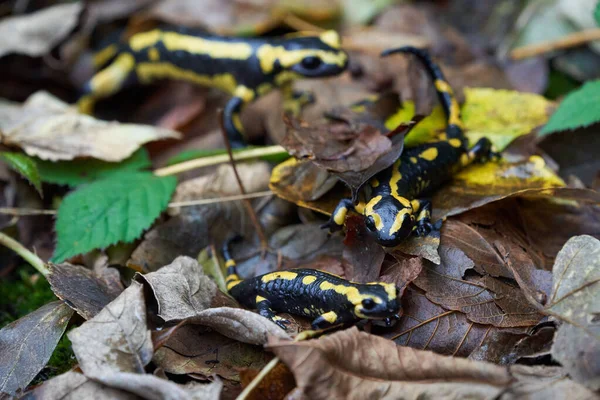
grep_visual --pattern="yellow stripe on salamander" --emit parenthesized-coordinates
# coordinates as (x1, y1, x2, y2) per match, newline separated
(257, 45, 347, 74)
(261, 271, 298, 283)
(434, 79, 463, 128)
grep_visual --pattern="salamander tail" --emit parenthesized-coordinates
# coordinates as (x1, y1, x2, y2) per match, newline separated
(381, 46, 463, 136)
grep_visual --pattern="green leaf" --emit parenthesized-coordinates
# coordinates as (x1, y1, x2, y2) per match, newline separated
(541, 80, 600, 135)
(0, 152, 42, 195)
(595, 0, 600, 26)
(37, 149, 151, 187)
(53, 172, 176, 262)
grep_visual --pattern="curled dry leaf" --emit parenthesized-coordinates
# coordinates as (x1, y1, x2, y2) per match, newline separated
(0, 92, 180, 162)
(187, 307, 290, 345)
(413, 245, 543, 328)
(137, 256, 219, 322)
(24, 370, 222, 400)
(48, 263, 121, 320)
(269, 327, 512, 400)
(68, 282, 153, 376)
(546, 235, 600, 390)
(0, 302, 73, 396)
(0, 3, 82, 58)
(23, 371, 138, 400)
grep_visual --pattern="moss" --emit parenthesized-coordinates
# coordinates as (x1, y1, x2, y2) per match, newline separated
(0, 266, 76, 382)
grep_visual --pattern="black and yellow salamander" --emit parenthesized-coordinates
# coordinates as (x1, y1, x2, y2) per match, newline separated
(323, 46, 498, 247)
(78, 26, 348, 147)
(223, 237, 400, 330)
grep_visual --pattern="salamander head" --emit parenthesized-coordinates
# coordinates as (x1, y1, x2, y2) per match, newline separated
(364, 195, 415, 247)
(353, 283, 401, 320)
(278, 30, 348, 78)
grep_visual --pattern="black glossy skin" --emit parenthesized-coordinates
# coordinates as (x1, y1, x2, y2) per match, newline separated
(79, 25, 348, 147)
(225, 262, 400, 330)
(324, 47, 497, 247)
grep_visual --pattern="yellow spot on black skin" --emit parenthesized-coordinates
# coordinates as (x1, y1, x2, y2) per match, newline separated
(449, 138, 462, 148)
(371, 178, 379, 187)
(225, 259, 236, 268)
(364, 196, 384, 231)
(256, 295, 267, 303)
(419, 147, 438, 161)
(333, 207, 348, 226)
(434, 79, 462, 127)
(320, 311, 338, 323)
(410, 157, 418, 164)
(302, 275, 317, 285)
(256, 44, 347, 74)
(261, 271, 298, 283)
(148, 48, 160, 61)
(318, 281, 383, 319)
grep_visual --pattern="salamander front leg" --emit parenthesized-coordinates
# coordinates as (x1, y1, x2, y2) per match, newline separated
(321, 198, 354, 233)
(255, 296, 290, 330)
(77, 53, 136, 114)
(223, 96, 247, 148)
(311, 311, 344, 330)
(411, 199, 435, 237)
(282, 84, 315, 116)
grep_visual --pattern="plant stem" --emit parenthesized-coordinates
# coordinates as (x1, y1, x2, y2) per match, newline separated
(510, 28, 600, 60)
(0, 232, 48, 276)
(236, 357, 279, 400)
(153, 145, 287, 176)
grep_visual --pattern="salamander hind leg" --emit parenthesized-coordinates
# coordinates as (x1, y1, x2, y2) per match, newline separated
(468, 137, 500, 164)
(256, 296, 290, 330)
(282, 84, 315, 116)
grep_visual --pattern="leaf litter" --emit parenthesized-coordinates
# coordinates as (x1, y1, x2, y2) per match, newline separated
(2, 1, 600, 399)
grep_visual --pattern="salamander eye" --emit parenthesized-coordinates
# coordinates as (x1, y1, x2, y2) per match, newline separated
(362, 298, 376, 310)
(301, 56, 322, 69)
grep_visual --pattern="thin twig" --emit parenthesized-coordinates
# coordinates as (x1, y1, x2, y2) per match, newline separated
(0, 191, 276, 217)
(0, 232, 48, 276)
(510, 28, 600, 60)
(153, 145, 287, 176)
(236, 357, 279, 400)
(168, 191, 273, 208)
(217, 111, 268, 249)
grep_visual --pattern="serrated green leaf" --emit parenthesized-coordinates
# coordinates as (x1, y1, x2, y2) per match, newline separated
(595, 0, 600, 26)
(53, 172, 176, 262)
(37, 149, 151, 187)
(541, 80, 600, 135)
(0, 152, 42, 195)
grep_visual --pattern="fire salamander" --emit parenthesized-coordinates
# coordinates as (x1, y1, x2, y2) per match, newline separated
(78, 26, 348, 147)
(223, 237, 401, 330)
(323, 47, 498, 246)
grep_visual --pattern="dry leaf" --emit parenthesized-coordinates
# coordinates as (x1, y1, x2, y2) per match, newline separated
(414, 246, 543, 328)
(23, 371, 138, 400)
(269, 327, 512, 400)
(239, 362, 295, 400)
(547, 235, 600, 390)
(0, 302, 73, 396)
(137, 256, 218, 322)
(68, 282, 153, 376)
(508, 365, 598, 400)
(48, 263, 121, 320)
(153, 325, 270, 382)
(0, 92, 180, 161)
(0, 3, 82, 58)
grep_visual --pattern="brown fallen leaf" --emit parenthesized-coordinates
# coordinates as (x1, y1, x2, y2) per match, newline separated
(0, 92, 180, 162)
(23, 370, 222, 400)
(239, 363, 295, 400)
(0, 301, 73, 396)
(413, 245, 543, 328)
(546, 235, 600, 391)
(68, 283, 153, 376)
(0, 3, 82, 58)
(152, 325, 270, 382)
(90, 372, 222, 400)
(269, 327, 512, 400)
(47, 263, 121, 320)
(508, 365, 598, 400)
(137, 256, 220, 322)
(23, 371, 138, 400)
(342, 215, 385, 282)
(187, 307, 290, 345)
